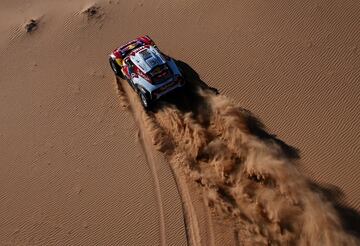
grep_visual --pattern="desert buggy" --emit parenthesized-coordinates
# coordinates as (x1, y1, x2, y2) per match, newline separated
(109, 35, 185, 108)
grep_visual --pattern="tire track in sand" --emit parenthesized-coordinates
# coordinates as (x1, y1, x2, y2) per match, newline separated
(114, 77, 188, 246)
(115, 76, 234, 246)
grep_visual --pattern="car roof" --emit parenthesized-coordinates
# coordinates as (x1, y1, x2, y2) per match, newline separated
(129, 46, 166, 73)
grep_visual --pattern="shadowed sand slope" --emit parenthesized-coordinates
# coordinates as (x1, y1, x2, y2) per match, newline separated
(1, 0, 359, 245)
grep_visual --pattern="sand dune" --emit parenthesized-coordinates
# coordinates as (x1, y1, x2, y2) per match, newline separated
(1, 0, 359, 245)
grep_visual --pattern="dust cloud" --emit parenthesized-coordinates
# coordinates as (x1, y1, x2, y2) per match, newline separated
(141, 83, 358, 245)
(115, 69, 358, 245)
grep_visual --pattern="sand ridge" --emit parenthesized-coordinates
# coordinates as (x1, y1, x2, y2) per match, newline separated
(116, 77, 187, 245)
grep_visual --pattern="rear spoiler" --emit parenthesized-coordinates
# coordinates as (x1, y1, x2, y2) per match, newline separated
(116, 35, 155, 59)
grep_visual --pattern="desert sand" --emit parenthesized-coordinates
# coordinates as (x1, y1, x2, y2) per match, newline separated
(0, 0, 359, 245)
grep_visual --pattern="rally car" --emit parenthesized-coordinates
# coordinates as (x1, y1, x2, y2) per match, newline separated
(109, 35, 185, 108)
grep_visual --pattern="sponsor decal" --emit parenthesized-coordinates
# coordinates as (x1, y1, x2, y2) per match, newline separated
(127, 44, 136, 50)
(115, 58, 122, 66)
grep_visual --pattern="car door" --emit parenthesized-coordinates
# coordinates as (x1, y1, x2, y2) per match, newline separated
(123, 58, 138, 90)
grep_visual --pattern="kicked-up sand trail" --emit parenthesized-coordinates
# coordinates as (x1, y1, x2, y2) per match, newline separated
(116, 61, 359, 244)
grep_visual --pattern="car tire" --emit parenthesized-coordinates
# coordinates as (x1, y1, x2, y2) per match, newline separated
(109, 58, 125, 79)
(137, 88, 152, 109)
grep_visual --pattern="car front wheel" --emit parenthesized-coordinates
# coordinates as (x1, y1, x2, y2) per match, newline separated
(109, 58, 125, 79)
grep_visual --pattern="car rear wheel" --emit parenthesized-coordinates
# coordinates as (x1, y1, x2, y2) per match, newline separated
(109, 58, 125, 79)
(137, 89, 152, 109)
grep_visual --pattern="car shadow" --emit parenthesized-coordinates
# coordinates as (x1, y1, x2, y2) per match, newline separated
(309, 182, 360, 238)
(151, 59, 360, 238)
